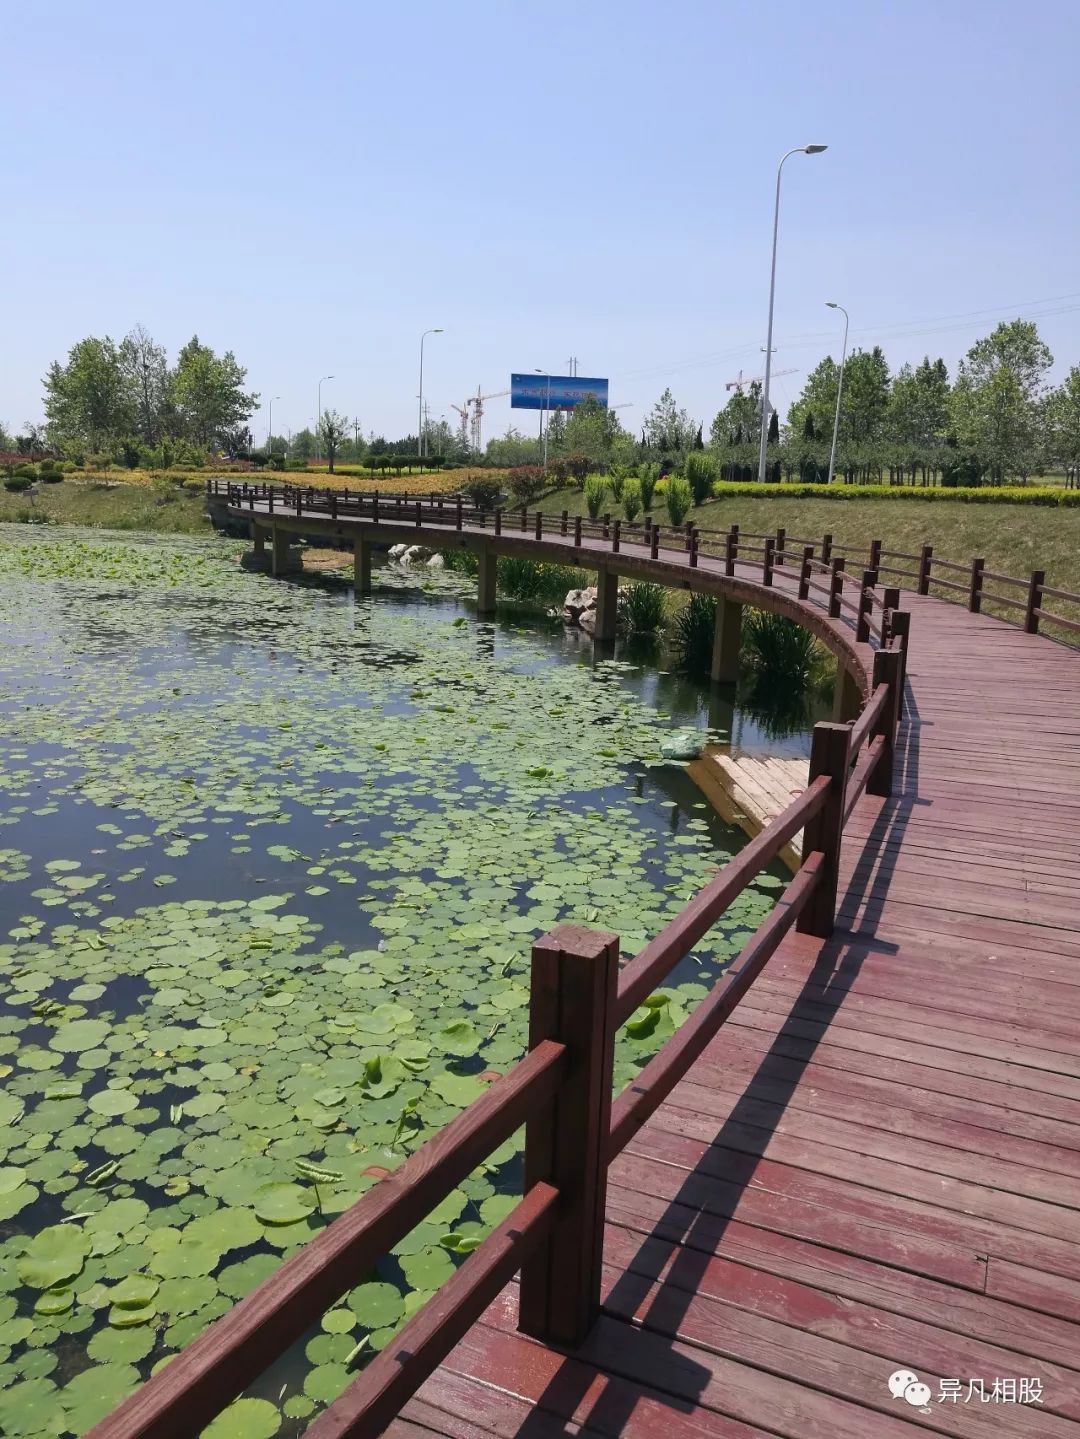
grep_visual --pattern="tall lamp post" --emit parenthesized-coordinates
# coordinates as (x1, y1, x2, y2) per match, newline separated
(316, 375, 334, 460)
(534, 368, 553, 468)
(825, 301, 850, 485)
(418, 329, 443, 458)
(267, 395, 281, 454)
(757, 143, 828, 483)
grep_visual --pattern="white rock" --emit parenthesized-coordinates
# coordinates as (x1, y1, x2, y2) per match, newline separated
(426, 553, 446, 569)
(388, 544, 409, 561)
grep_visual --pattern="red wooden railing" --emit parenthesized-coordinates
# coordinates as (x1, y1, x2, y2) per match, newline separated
(92, 487, 909, 1439)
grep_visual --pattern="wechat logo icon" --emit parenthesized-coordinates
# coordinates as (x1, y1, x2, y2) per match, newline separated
(889, 1369, 933, 1408)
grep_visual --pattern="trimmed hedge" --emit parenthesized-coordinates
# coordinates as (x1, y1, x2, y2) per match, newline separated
(708, 482, 1080, 507)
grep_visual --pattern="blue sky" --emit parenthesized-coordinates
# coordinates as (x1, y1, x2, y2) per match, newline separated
(4, 0, 1079, 445)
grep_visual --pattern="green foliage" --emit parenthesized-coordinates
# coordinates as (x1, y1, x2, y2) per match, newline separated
(740, 609, 829, 688)
(638, 462, 659, 511)
(497, 557, 587, 603)
(665, 475, 693, 525)
(670, 592, 716, 675)
(583, 474, 607, 519)
(608, 466, 627, 502)
(463, 477, 501, 510)
(706, 480, 1080, 506)
(623, 582, 666, 633)
(684, 451, 718, 505)
(3, 473, 34, 492)
(621, 479, 642, 522)
(506, 466, 545, 505)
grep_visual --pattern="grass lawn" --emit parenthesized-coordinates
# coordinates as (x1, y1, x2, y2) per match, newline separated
(539, 486, 1080, 633)
(0, 480, 208, 534)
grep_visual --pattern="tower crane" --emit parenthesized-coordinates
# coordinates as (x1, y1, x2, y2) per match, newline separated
(726, 367, 797, 393)
(464, 386, 510, 453)
(450, 404, 470, 451)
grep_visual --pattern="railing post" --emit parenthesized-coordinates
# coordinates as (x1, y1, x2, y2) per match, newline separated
(917, 544, 933, 595)
(574, 515, 582, 546)
(689, 527, 698, 567)
(890, 610, 911, 717)
(725, 525, 738, 577)
(295, 489, 302, 518)
(798, 545, 813, 601)
(494, 507, 502, 536)
(612, 519, 621, 554)
(1025, 570, 1044, 633)
(456, 496, 463, 531)
(795, 723, 850, 938)
(775, 527, 786, 567)
(869, 538, 882, 574)
(650, 524, 660, 560)
(519, 925, 619, 1347)
(560, 509, 568, 537)
(372, 493, 379, 523)
(521, 505, 528, 533)
(968, 557, 985, 613)
(828, 557, 845, 618)
(762, 536, 775, 586)
(868, 647, 903, 798)
(882, 585, 900, 642)
(821, 533, 832, 566)
(268, 490, 274, 515)
(684, 521, 693, 552)
(415, 501, 422, 528)
(535, 511, 543, 540)
(856, 569, 875, 643)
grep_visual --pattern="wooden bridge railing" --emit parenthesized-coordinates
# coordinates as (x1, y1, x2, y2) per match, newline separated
(209, 478, 1080, 645)
(96, 491, 909, 1439)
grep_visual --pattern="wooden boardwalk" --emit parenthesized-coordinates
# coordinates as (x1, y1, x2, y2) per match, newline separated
(385, 593, 1080, 1436)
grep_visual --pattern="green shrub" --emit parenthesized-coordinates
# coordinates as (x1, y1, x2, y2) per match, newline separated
(38, 458, 55, 474)
(608, 466, 627, 502)
(665, 475, 693, 525)
(13, 464, 37, 480)
(61, 460, 78, 473)
(707, 480, 1080, 506)
(638, 463, 659, 512)
(40, 467, 63, 483)
(498, 557, 588, 604)
(583, 474, 608, 519)
(685, 452, 719, 505)
(621, 479, 642, 522)
(623, 582, 666, 634)
(740, 609, 829, 688)
(507, 466, 545, 505)
(441, 548, 480, 577)
(463, 476, 502, 510)
(670, 593, 716, 675)
(4, 474, 35, 492)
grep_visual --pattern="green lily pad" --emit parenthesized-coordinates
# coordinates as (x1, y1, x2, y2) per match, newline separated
(252, 1181, 317, 1226)
(17, 1224, 90, 1290)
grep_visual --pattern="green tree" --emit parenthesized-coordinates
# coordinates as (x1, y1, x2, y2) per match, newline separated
(563, 396, 633, 466)
(290, 428, 316, 462)
(1047, 366, 1080, 485)
(949, 320, 1053, 482)
(43, 336, 133, 451)
(173, 335, 259, 450)
(119, 325, 170, 444)
(887, 357, 950, 481)
(317, 409, 350, 472)
(643, 387, 695, 453)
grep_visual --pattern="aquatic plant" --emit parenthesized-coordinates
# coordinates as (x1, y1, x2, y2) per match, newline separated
(623, 581, 667, 634)
(670, 592, 717, 675)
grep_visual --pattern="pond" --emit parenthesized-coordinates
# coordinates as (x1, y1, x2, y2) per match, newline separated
(0, 527, 796, 1437)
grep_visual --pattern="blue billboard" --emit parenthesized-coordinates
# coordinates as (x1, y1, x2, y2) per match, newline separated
(510, 374, 609, 411)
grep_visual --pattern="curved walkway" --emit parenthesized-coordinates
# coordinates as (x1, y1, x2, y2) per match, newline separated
(237, 500, 1080, 1436)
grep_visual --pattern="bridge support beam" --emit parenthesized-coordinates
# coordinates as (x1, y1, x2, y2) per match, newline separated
(477, 547, 497, 616)
(251, 524, 265, 558)
(271, 526, 294, 578)
(832, 664, 862, 723)
(353, 537, 372, 594)
(593, 567, 618, 641)
(710, 596, 743, 683)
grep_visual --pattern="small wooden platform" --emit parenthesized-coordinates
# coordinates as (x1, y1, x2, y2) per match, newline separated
(688, 750, 808, 873)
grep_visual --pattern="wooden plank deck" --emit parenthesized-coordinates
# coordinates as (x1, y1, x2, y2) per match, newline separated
(397, 592, 1080, 1435)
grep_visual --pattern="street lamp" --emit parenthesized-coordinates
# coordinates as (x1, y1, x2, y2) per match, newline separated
(534, 368, 553, 468)
(757, 143, 828, 483)
(267, 396, 281, 454)
(825, 302, 850, 485)
(418, 329, 443, 458)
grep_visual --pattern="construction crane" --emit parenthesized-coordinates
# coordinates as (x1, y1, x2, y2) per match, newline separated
(450, 404, 470, 451)
(725, 367, 797, 393)
(461, 386, 510, 453)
